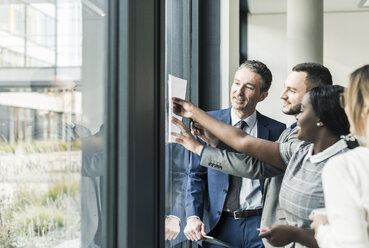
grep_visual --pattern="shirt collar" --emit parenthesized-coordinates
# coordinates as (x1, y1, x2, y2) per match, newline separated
(308, 139, 348, 163)
(231, 108, 257, 129)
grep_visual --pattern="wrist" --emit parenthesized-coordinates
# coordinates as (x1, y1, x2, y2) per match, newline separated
(187, 216, 200, 223)
(166, 215, 180, 224)
(292, 226, 308, 244)
(195, 144, 204, 156)
(188, 104, 198, 119)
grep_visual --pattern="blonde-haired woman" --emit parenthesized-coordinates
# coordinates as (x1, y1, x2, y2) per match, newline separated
(310, 65, 369, 247)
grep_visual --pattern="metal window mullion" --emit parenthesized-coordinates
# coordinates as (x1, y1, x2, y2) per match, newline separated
(104, 0, 121, 247)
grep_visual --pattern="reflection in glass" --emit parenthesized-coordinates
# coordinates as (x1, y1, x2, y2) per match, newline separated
(0, 0, 106, 247)
(165, 0, 193, 247)
(0, 81, 82, 247)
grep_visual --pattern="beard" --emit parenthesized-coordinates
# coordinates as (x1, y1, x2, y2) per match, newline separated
(283, 103, 301, 115)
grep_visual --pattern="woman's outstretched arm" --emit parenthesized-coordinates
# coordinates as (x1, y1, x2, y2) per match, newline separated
(172, 98, 286, 169)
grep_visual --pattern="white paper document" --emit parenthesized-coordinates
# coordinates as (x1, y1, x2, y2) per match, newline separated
(167, 74, 187, 143)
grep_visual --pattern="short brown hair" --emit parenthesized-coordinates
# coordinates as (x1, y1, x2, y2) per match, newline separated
(292, 62, 332, 90)
(238, 60, 272, 93)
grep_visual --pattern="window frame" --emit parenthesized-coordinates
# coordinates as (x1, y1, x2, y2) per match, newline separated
(104, 0, 165, 247)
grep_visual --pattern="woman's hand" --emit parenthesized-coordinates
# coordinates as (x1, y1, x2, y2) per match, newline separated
(259, 225, 296, 246)
(259, 225, 319, 248)
(309, 214, 328, 233)
(191, 121, 219, 147)
(172, 97, 196, 119)
(171, 117, 204, 155)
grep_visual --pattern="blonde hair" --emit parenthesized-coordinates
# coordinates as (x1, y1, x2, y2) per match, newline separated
(346, 65, 369, 136)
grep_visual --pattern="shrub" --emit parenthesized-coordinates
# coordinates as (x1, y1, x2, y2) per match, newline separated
(0, 140, 81, 154)
(14, 206, 65, 235)
(42, 181, 80, 204)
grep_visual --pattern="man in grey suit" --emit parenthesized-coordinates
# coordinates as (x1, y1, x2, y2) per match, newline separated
(194, 63, 333, 247)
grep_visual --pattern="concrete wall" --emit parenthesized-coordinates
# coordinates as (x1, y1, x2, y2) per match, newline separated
(220, 0, 240, 109)
(247, 11, 369, 124)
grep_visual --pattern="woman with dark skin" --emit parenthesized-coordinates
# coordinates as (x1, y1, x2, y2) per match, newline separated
(172, 86, 351, 247)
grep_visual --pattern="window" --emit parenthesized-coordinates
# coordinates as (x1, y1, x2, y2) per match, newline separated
(165, 0, 194, 247)
(0, 0, 107, 247)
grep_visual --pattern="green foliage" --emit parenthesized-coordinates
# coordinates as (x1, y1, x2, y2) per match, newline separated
(0, 180, 80, 243)
(15, 206, 65, 235)
(42, 181, 80, 203)
(0, 139, 81, 154)
(0, 228, 18, 248)
(0, 142, 15, 153)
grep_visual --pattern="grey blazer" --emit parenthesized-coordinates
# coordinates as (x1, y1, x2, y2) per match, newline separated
(200, 126, 299, 248)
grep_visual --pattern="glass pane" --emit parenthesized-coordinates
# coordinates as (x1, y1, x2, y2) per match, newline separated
(165, 0, 194, 247)
(0, 0, 107, 247)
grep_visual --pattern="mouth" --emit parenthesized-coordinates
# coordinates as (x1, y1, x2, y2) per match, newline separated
(233, 97, 246, 104)
(282, 101, 291, 107)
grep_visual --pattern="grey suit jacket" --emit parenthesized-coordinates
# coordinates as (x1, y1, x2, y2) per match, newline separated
(200, 126, 298, 248)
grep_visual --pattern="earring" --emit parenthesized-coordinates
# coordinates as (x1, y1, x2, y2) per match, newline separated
(317, 122, 323, 127)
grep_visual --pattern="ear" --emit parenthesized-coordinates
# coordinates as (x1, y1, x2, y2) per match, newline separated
(258, 91, 269, 102)
(316, 117, 324, 127)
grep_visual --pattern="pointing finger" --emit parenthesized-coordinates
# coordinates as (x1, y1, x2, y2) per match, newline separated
(172, 97, 185, 104)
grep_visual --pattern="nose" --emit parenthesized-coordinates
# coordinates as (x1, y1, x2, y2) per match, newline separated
(235, 85, 245, 96)
(280, 89, 287, 99)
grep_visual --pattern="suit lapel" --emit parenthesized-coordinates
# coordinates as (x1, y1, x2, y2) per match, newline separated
(208, 108, 232, 184)
(256, 111, 269, 141)
(218, 108, 232, 124)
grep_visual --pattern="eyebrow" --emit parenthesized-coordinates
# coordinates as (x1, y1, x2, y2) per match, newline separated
(286, 86, 297, 91)
(234, 79, 256, 87)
